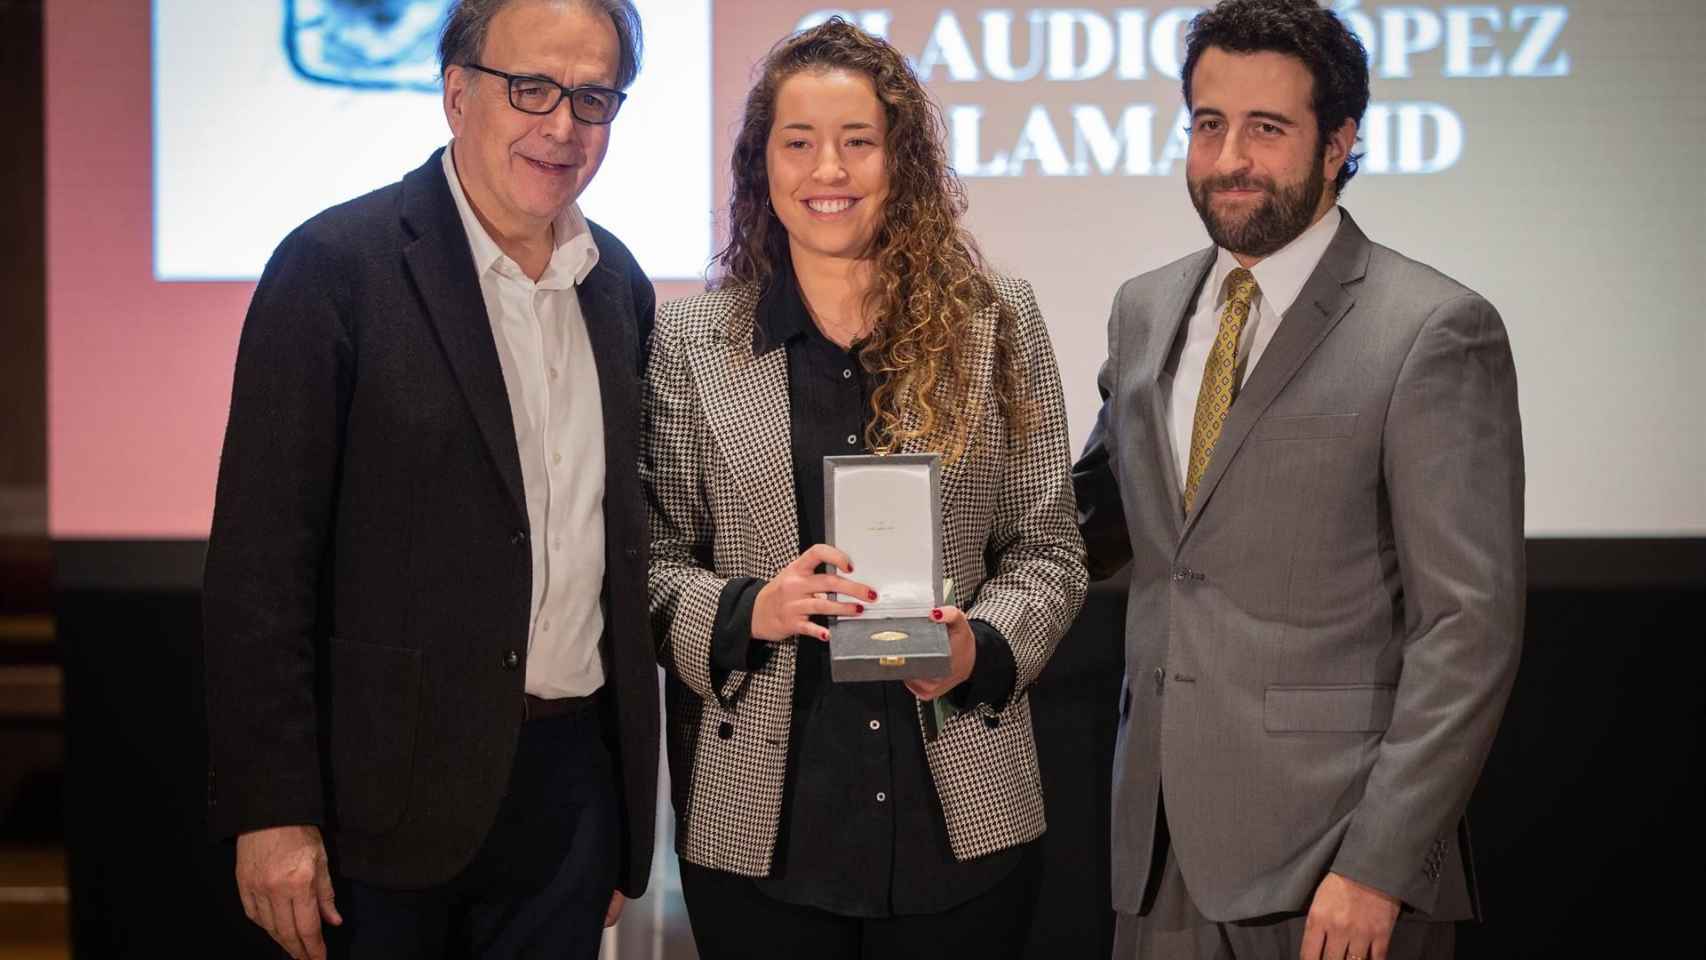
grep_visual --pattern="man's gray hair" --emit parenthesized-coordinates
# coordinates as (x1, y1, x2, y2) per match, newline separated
(438, 0, 643, 90)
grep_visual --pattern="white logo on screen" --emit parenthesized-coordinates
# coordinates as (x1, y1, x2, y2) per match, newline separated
(798, 2, 1571, 178)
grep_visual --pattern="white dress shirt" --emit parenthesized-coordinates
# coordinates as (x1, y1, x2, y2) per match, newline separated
(442, 144, 607, 699)
(1164, 206, 1343, 492)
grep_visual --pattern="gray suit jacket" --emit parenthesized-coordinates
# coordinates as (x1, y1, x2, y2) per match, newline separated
(1073, 210, 1524, 921)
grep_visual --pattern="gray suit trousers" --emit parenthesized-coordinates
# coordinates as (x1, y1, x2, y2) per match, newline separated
(1113, 845, 1455, 960)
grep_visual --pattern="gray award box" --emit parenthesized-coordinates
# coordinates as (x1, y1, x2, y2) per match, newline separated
(824, 453, 951, 682)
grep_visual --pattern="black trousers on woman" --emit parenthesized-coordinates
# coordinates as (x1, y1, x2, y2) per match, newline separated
(678, 842, 1043, 960)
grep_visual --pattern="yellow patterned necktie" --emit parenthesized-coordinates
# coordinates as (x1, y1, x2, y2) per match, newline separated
(1183, 268, 1259, 513)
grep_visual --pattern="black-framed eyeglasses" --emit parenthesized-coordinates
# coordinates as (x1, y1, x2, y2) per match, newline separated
(463, 64, 627, 125)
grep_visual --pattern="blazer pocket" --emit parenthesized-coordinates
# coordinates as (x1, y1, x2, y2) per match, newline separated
(327, 636, 422, 834)
(1264, 683, 1396, 733)
(1251, 413, 1358, 441)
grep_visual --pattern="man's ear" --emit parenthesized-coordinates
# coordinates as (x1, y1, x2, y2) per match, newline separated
(1323, 117, 1357, 186)
(443, 66, 469, 136)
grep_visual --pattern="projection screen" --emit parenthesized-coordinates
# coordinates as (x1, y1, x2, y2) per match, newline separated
(44, 0, 1706, 538)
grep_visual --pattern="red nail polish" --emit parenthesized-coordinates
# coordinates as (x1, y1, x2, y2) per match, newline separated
(855, 604, 865, 614)
(867, 590, 878, 601)
(931, 608, 943, 621)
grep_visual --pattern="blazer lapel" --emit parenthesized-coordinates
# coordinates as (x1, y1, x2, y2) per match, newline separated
(688, 291, 800, 570)
(1147, 250, 1216, 532)
(576, 259, 641, 467)
(400, 149, 527, 524)
(1180, 212, 1372, 540)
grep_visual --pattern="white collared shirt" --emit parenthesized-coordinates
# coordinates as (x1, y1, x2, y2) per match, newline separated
(442, 143, 607, 699)
(1164, 206, 1343, 492)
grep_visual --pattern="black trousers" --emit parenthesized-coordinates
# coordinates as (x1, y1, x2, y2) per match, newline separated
(678, 841, 1043, 960)
(326, 704, 618, 960)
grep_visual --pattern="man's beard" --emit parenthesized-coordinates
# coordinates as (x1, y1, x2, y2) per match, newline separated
(1188, 149, 1327, 259)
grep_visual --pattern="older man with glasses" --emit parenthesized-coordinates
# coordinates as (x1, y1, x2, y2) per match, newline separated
(202, 2, 658, 958)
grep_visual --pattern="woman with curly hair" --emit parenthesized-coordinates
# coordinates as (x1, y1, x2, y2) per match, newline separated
(641, 17, 1087, 957)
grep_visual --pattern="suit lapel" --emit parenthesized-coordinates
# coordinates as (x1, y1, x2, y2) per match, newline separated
(688, 290, 800, 570)
(1180, 212, 1372, 540)
(576, 260, 640, 464)
(577, 259, 640, 664)
(400, 149, 527, 524)
(1146, 251, 1216, 532)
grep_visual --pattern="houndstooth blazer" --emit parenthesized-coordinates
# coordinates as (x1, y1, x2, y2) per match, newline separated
(642, 275, 1088, 877)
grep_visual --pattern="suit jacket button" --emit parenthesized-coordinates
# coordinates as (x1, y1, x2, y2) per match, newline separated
(984, 715, 1000, 729)
(717, 721, 734, 740)
(502, 650, 521, 670)
(1153, 667, 1165, 693)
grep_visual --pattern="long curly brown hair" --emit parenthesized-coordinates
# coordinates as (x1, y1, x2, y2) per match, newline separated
(714, 17, 1029, 461)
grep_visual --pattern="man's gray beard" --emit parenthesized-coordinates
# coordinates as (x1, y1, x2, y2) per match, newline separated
(1189, 151, 1327, 259)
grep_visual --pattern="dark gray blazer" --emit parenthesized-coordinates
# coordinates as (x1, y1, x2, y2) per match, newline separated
(203, 148, 659, 894)
(1074, 210, 1524, 921)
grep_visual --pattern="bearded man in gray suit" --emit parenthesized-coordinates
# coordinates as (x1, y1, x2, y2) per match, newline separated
(1072, 2, 1524, 958)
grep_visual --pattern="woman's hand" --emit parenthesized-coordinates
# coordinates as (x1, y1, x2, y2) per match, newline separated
(752, 544, 876, 642)
(905, 606, 976, 701)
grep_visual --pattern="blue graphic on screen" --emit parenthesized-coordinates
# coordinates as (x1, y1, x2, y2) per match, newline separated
(285, 0, 450, 91)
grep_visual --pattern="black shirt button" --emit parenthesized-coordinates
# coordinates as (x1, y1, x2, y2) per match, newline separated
(510, 530, 528, 546)
(717, 721, 734, 740)
(625, 545, 640, 560)
(502, 650, 521, 670)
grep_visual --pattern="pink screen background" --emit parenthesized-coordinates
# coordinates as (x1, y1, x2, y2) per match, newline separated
(47, 0, 253, 537)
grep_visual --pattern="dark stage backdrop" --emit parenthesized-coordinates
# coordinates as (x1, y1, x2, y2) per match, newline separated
(54, 540, 1704, 958)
